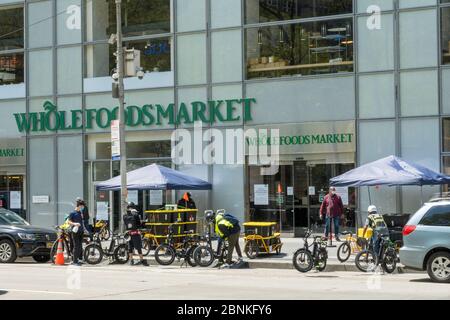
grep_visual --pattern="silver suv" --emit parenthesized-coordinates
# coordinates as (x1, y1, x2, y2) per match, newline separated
(399, 200, 450, 283)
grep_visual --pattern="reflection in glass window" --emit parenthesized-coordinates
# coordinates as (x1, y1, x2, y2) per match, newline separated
(85, 0, 170, 41)
(246, 19, 353, 79)
(0, 6, 23, 51)
(245, 0, 352, 24)
(441, 7, 450, 65)
(0, 53, 24, 85)
(95, 141, 171, 160)
(85, 38, 172, 78)
(443, 118, 450, 152)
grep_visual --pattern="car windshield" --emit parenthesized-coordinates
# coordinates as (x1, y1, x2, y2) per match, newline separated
(0, 209, 30, 226)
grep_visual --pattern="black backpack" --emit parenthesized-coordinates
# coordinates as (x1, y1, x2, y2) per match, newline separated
(223, 213, 240, 227)
(123, 213, 139, 230)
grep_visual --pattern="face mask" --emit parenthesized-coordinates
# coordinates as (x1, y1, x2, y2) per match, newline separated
(331, 191, 336, 195)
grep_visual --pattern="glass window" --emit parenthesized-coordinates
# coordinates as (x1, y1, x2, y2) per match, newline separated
(85, 0, 170, 42)
(357, 14, 394, 72)
(95, 141, 171, 160)
(399, 0, 437, 9)
(441, 7, 450, 65)
(0, 52, 24, 85)
(85, 38, 172, 78)
(245, 0, 353, 24)
(211, 0, 241, 29)
(399, 9, 438, 69)
(57, 0, 82, 45)
(28, 50, 53, 97)
(0, 6, 23, 51)
(443, 118, 450, 152)
(357, 0, 393, 13)
(57, 46, 82, 95)
(420, 206, 450, 227)
(246, 19, 353, 79)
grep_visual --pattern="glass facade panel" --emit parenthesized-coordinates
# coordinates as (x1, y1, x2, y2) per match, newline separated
(57, 0, 82, 45)
(28, 1, 53, 48)
(246, 19, 353, 79)
(400, 70, 439, 116)
(28, 50, 53, 97)
(357, 0, 393, 13)
(399, 0, 437, 9)
(57, 46, 82, 95)
(443, 118, 450, 152)
(399, 9, 438, 69)
(357, 14, 394, 72)
(176, 0, 206, 32)
(358, 73, 395, 119)
(177, 33, 207, 85)
(211, 0, 241, 29)
(211, 30, 242, 83)
(85, 0, 170, 41)
(0, 6, 23, 51)
(245, 0, 353, 24)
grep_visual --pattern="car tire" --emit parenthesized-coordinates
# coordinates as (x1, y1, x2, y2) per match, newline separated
(33, 255, 51, 263)
(427, 251, 450, 283)
(0, 239, 17, 263)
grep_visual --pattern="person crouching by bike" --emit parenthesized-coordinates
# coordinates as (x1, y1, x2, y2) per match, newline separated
(68, 206, 84, 266)
(214, 211, 243, 269)
(363, 205, 389, 257)
(123, 204, 148, 266)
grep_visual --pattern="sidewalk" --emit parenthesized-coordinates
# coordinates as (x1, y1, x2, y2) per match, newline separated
(140, 235, 424, 274)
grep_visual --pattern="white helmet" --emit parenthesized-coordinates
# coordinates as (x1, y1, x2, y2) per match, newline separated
(368, 205, 377, 213)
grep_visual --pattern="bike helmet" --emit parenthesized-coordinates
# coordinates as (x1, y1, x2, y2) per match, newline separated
(368, 205, 377, 213)
(204, 210, 215, 223)
(127, 202, 136, 209)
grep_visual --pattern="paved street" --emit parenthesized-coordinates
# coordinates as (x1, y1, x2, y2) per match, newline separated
(0, 262, 448, 300)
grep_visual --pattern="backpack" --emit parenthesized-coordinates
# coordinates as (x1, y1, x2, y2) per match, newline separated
(123, 213, 139, 230)
(222, 213, 240, 227)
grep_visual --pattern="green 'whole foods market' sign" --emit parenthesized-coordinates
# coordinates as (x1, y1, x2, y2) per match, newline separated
(13, 99, 256, 133)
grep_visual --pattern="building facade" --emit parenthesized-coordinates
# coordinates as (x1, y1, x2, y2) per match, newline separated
(1, 0, 449, 234)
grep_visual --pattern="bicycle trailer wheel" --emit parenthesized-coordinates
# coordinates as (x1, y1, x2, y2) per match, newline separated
(84, 243, 103, 265)
(154, 244, 176, 266)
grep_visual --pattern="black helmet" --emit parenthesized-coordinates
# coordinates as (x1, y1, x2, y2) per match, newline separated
(204, 210, 215, 223)
(127, 202, 136, 209)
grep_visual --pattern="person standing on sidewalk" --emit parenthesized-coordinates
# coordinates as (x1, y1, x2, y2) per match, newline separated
(68, 206, 84, 266)
(320, 187, 344, 241)
(214, 211, 243, 269)
(123, 204, 148, 266)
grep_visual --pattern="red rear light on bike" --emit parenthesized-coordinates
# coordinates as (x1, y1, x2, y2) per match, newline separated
(402, 225, 416, 236)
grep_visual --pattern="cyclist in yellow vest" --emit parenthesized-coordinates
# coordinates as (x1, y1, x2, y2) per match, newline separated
(363, 205, 389, 256)
(214, 211, 243, 269)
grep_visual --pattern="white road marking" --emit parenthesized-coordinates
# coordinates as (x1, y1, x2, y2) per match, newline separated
(0, 288, 73, 295)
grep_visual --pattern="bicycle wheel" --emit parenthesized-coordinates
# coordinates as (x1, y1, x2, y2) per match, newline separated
(244, 240, 259, 259)
(355, 250, 378, 272)
(293, 249, 314, 273)
(337, 242, 352, 263)
(141, 238, 152, 257)
(382, 249, 397, 274)
(113, 244, 129, 264)
(154, 244, 176, 266)
(316, 248, 328, 272)
(83, 243, 103, 265)
(193, 245, 215, 267)
(185, 245, 198, 267)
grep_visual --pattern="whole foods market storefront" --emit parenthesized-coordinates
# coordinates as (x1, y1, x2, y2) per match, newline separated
(246, 121, 356, 236)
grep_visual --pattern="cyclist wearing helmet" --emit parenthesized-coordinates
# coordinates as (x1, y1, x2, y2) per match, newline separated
(363, 205, 389, 256)
(123, 203, 148, 266)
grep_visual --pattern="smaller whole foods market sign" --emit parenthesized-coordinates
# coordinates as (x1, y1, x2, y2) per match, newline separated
(0, 139, 26, 166)
(13, 99, 256, 133)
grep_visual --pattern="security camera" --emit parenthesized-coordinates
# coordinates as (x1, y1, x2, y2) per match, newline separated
(112, 72, 119, 81)
(136, 69, 145, 80)
(108, 33, 117, 45)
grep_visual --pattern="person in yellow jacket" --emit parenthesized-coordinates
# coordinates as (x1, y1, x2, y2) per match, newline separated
(212, 210, 243, 269)
(363, 205, 389, 256)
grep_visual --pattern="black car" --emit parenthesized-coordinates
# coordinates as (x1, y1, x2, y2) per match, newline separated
(0, 208, 57, 263)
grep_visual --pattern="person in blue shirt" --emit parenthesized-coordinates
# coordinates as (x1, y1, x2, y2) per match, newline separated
(68, 206, 84, 266)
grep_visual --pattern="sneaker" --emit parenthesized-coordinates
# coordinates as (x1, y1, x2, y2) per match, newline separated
(220, 263, 231, 269)
(134, 260, 143, 266)
(129, 259, 135, 266)
(141, 260, 149, 266)
(335, 237, 341, 242)
(71, 262, 81, 266)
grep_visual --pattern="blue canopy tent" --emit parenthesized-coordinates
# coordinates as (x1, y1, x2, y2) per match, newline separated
(96, 163, 212, 191)
(330, 155, 450, 204)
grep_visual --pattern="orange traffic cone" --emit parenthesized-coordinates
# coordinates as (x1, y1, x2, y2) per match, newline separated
(55, 238, 65, 265)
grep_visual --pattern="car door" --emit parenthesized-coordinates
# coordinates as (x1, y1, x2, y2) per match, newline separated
(417, 205, 450, 250)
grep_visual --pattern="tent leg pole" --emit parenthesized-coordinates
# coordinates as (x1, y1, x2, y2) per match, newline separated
(368, 186, 372, 205)
(421, 186, 424, 205)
